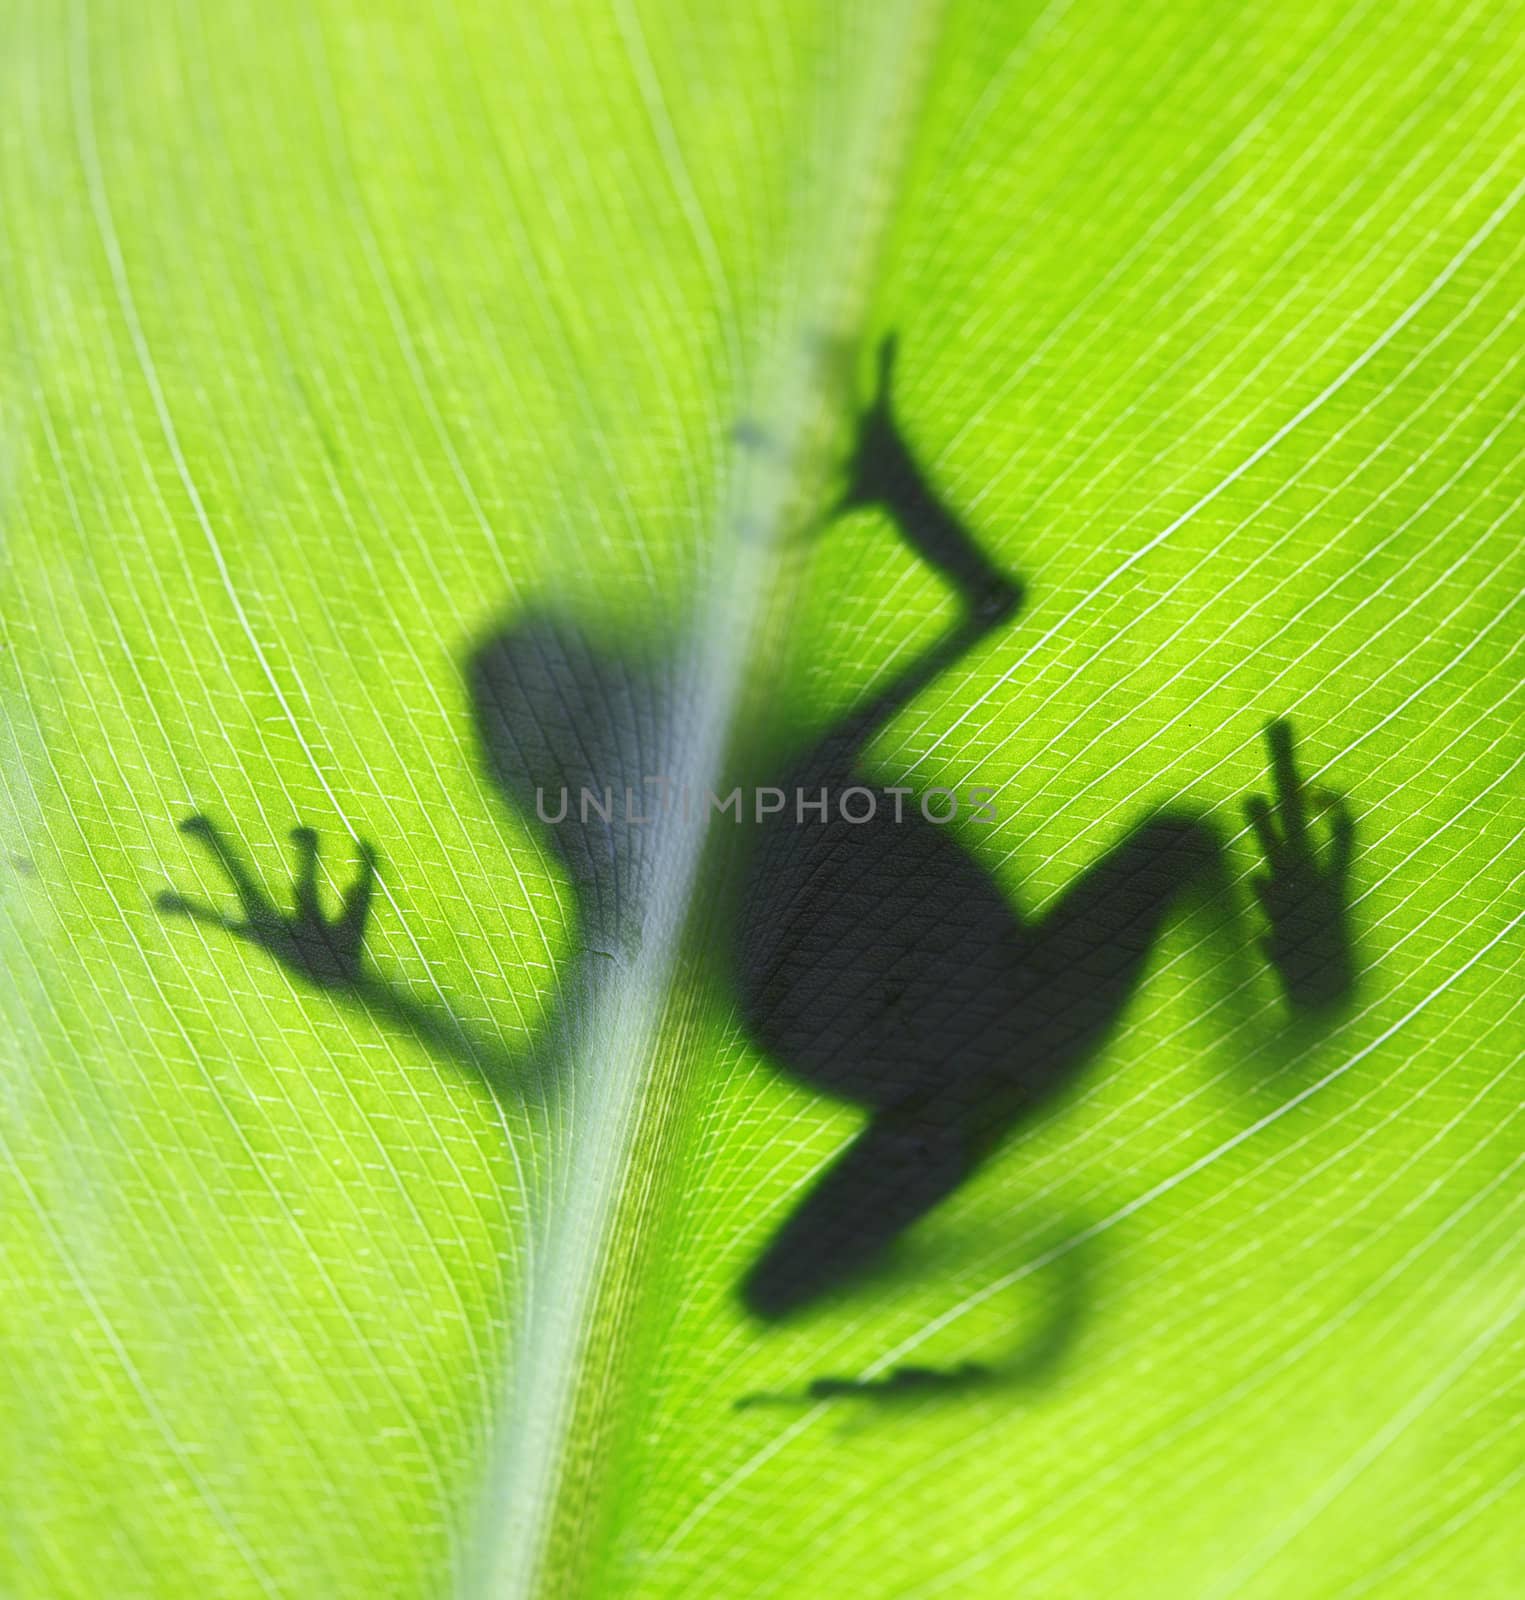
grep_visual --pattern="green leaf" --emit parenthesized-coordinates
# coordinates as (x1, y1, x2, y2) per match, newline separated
(3, 1, 1522, 1596)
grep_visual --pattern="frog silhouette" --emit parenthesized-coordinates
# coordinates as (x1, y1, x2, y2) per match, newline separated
(157, 334, 1359, 1325)
(733, 338, 1356, 1317)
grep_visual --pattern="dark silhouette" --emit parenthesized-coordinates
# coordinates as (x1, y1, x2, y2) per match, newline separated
(159, 816, 376, 990)
(157, 333, 1360, 1339)
(733, 1235, 1092, 1410)
(156, 613, 692, 1103)
(157, 817, 530, 1093)
(468, 612, 695, 969)
(731, 339, 1356, 1318)
(1245, 719, 1356, 1011)
(735, 1362, 994, 1410)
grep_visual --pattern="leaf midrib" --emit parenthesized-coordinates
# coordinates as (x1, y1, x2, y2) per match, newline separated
(466, 5, 949, 1595)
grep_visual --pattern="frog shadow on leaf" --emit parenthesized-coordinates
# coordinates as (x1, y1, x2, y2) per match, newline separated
(158, 334, 1360, 1361)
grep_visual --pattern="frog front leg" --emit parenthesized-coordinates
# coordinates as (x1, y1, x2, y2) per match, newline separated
(1245, 720, 1358, 1013)
(158, 814, 517, 1087)
(158, 814, 377, 989)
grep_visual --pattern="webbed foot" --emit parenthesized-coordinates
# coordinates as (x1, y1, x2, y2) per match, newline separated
(1245, 721, 1357, 1012)
(158, 815, 377, 991)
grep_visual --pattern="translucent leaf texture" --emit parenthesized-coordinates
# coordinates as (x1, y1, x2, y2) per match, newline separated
(2, 0, 1523, 1596)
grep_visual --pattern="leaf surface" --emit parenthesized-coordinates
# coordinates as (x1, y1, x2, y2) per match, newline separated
(2, 1, 1522, 1596)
